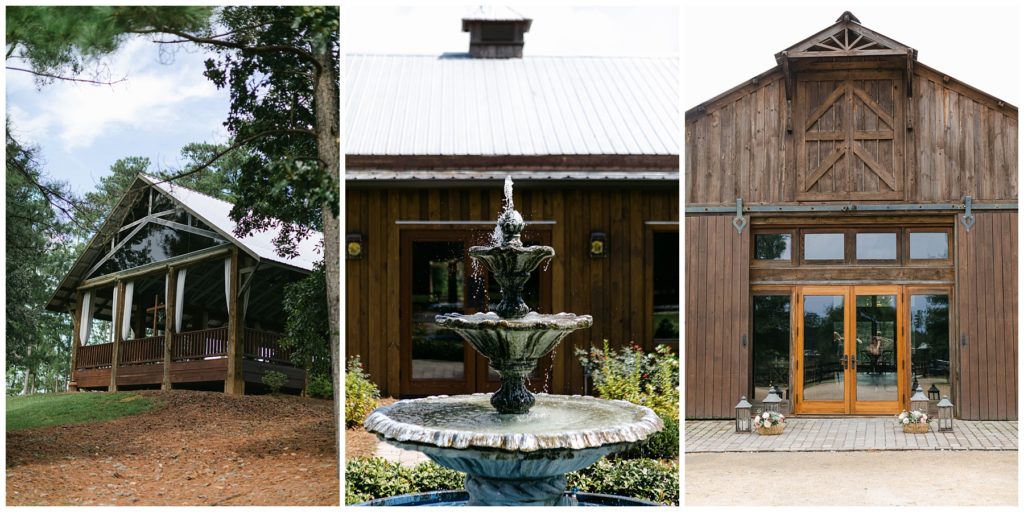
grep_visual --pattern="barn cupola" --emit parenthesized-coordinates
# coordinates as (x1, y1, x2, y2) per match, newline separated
(776, 12, 918, 201)
(462, 6, 532, 58)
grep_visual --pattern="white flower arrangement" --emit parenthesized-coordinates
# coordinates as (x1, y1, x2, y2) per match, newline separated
(897, 410, 929, 424)
(752, 410, 785, 429)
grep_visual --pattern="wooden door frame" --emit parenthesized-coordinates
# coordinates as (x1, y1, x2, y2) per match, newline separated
(793, 284, 909, 414)
(849, 285, 905, 415)
(399, 227, 554, 397)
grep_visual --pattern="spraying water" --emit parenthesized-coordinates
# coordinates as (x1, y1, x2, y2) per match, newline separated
(490, 175, 517, 246)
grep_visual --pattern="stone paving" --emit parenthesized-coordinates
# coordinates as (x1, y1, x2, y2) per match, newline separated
(686, 418, 1018, 452)
(375, 439, 431, 467)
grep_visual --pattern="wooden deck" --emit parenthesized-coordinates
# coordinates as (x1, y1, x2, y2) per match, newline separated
(73, 328, 304, 391)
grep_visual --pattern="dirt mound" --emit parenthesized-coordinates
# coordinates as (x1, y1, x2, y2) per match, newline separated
(6, 390, 338, 506)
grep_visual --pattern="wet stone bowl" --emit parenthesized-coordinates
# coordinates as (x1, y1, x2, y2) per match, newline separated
(363, 393, 664, 506)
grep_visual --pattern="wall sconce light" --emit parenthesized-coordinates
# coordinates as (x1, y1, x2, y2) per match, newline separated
(589, 232, 607, 258)
(346, 233, 364, 259)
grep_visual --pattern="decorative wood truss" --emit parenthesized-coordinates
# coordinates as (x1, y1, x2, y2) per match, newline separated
(775, 12, 917, 135)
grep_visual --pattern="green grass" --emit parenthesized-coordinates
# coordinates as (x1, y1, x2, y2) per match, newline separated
(6, 392, 154, 431)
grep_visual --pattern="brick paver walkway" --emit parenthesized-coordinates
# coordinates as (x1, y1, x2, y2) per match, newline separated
(686, 418, 1017, 452)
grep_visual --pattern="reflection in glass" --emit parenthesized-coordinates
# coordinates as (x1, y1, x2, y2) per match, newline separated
(802, 295, 845, 401)
(411, 241, 465, 380)
(753, 295, 790, 407)
(910, 232, 949, 260)
(855, 294, 898, 401)
(910, 294, 950, 404)
(755, 234, 791, 260)
(804, 233, 844, 260)
(856, 233, 897, 260)
(96, 222, 225, 276)
(652, 232, 680, 341)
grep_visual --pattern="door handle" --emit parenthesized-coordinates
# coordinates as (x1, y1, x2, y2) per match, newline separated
(850, 356, 856, 370)
(840, 354, 848, 370)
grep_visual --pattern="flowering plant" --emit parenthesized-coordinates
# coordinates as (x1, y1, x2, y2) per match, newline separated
(752, 410, 785, 429)
(897, 409, 930, 424)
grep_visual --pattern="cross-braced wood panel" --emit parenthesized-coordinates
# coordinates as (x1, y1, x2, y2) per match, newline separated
(797, 70, 904, 200)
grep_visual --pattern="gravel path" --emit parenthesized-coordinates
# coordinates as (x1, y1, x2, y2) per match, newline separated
(686, 451, 1017, 506)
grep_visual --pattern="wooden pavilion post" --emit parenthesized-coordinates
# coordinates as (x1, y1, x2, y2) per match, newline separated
(69, 290, 83, 392)
(162, 266, 177, 390)
(109, 280, 124, 392)
(225, 249, 244, 394)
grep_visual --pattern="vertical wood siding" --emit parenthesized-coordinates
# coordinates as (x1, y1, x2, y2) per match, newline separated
(686, 69, 1017, 205)
(346, 186, 678, 396)
(684, 215, 750, 418)
(956, 211, 1018, 420)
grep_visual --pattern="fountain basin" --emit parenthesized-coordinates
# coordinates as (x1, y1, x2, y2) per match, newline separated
(354, 490, 661, 506)
(364, 394, 664, 506)
(435, 314, 593, 414)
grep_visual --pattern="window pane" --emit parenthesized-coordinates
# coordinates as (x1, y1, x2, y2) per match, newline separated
(755, 234, 791, 260)
(753, 295, 790, 409)
(804, 233, 844, 260)
(856, 233, 897, 260)
(910, 232, 949, 260)
(95, 222, 226, 277)
(855, 294, 898, 402)
(652, 232, 679, 342)
(411, 241, 465, 381)
(802, 295, 845, 401)
(910, 294, 950, 409)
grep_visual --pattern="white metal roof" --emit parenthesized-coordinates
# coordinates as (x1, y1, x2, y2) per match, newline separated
(346, 54, 679, 157)
(144, 175, 322, 271)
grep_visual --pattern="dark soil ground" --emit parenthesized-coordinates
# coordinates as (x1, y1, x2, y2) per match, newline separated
(6, 390, 338, 506)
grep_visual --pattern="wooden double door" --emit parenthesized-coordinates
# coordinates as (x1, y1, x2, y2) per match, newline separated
(794, 285, 908, 414)
(399, 228, 552, 397)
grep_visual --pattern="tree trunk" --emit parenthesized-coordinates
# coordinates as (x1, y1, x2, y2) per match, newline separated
(314, 44, 341, 469)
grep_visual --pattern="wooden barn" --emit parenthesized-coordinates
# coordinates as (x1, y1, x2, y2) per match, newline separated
(685, 12, 1017, 420)
(345, 8, 680, 398)
(47, 174, 320, 394)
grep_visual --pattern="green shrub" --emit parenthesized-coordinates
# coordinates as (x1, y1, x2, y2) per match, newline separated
(343, 457, 678, 506)
(576, 341, 679, 421)
(306, 372, 333, 399)
(616, 414, 679, 460)
(345, 356, 380, 428)
(261, 370, 287, 394)
(568, 458, 679, 505)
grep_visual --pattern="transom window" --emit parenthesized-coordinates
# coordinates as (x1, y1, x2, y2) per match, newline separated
(751, 226, 952, 266)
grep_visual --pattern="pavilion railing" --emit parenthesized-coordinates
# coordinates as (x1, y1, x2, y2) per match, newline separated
(76, 342, 114, 369)
(243, 328, 295, 366)
(119, 336, 165, 365)
(75, 327, 294, 369)
(173, 327, 229, 361)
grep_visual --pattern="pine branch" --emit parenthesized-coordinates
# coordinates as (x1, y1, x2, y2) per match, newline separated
(5, 66, 128, 86)
(132, 28, 321, 72)
(156, 128, 316, 184)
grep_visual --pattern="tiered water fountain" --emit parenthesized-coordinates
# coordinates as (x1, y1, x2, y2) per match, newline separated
(361, 178, 664, 506)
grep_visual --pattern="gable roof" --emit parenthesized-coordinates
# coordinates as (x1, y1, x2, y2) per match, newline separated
(46, 174, 322, 312)
(346, 54, 679, 158)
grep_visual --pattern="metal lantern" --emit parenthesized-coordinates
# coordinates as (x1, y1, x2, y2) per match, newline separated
(763, 387, 782, 414)
(735, 396, 752, 433)
(589, 232, 608, 257)
(937, 395, 954, 432)
(346, 233, 364, 259)
(927, 384, 940, 401)
(910, 385, 929, 414)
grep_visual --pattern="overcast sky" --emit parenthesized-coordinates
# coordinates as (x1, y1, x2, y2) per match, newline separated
(684, 1, 1020, 107)
(343, 5, 679, 56)
(6, 37, 229, 195)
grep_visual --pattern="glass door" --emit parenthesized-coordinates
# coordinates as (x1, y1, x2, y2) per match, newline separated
(851, 286, 903, 414)
(795, 285, 906, 414)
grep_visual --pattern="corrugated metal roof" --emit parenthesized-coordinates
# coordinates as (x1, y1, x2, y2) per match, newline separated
(346, 54, 679, 157)
(145, 175, 322, 272)
(462, 5, 529, 22)
(46, 175, 321, 312)
(347, 169, 678, 181)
